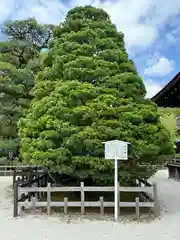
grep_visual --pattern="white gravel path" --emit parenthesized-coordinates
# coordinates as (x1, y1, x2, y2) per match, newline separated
(0, 170, 180, 240)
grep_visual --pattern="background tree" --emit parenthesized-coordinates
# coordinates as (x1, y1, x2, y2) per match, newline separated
(0, 19, 52, 163)
(19, 6, 174, 185)
(159, 107, 180, 151)
(0, 62, 30, 162)
(0, 18, 53, 68)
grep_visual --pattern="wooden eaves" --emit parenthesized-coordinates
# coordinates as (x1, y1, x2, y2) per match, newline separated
(151, 72, 180, 102)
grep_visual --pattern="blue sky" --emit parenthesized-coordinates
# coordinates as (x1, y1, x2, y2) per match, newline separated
(0, 0, 180, 98)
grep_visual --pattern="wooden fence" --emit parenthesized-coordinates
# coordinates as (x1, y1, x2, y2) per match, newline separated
(0, 165, 13, 176)
(14, 180, 160, 219)
(0, 163, 167, 177)
(0, 165, 43, 176)
(167, 162, 180, 180)
(0, 165, 44, 189)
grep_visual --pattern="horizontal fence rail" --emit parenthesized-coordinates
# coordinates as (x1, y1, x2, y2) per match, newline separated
(0, 163, 167, 177)
(14, 181, 160, 219)
(18, 186, 153, 193)
(0, 165, 44, 176)
(0, 163, 168, 176)
(18, 201, 154, 208)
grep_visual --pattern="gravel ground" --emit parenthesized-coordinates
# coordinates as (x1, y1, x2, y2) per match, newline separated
(0, 170, 180, 240)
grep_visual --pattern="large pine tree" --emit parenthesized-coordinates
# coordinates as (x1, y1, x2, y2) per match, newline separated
(19, 6, 173, 185)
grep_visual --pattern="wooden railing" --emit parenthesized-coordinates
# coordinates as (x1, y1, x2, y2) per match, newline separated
(14, 181, 160, 219)
(167, 162, 180, 180)
(0, 165, 43, 176)
(0, 165, 13, 176)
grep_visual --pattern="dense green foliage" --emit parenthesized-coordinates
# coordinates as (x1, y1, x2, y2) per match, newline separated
(159, 107, 180, 148)
(19, 6, 174, 185)
(0, 19, 52, 163)
(0, 62, 33, 159)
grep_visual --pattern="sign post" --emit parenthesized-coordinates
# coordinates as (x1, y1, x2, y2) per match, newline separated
(114, 157, 118, 220)
(103, 140, 129, 221)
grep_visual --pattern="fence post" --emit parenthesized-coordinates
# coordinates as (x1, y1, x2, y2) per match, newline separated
(64, 197, 68, 214)
(13, 182, 18, 217)
(175, 167, 179, 180)
(167, 167, 170, 178)
(32, 197, 36, 214)
(81, 182, 85, 214)
(47, 182, 51, 215)
(135, 197, 140, 219)
(22, 172, 25, 182)
(42, 175, 45, 197)
(28, 170, 33, 201)
(13, 169, 16, 189)
(118, 183, 120, 218)
(37, 177, 40, 199)
(153, 183, 160, 217)
(4, 165, 7, 176)
(100, 197, 104, 215)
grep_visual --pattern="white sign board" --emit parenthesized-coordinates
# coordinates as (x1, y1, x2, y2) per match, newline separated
(103, 140, 130, 220)
(104, 140, 129, 160)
